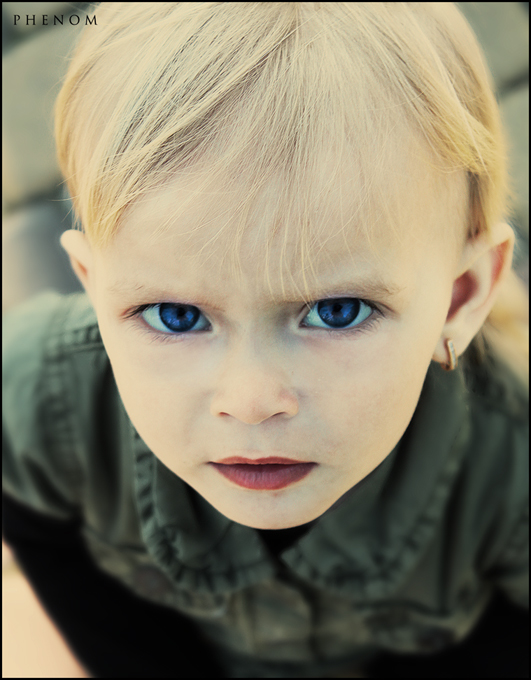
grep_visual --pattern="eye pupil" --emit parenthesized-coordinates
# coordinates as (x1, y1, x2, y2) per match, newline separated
(159, 303, 199, 332)
(317, 299, 360, 328)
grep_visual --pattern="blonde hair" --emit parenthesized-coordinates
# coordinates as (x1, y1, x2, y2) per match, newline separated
(54, 2, 528, 385)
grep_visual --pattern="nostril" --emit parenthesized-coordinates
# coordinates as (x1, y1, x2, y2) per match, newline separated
(212, 396, 298, 424)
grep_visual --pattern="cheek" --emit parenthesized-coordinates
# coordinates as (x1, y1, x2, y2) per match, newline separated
(308, 332, 431, 464)
(109, 357, 200, 464)
(318, 356, 407, 430)
(96, 318, 204, 444)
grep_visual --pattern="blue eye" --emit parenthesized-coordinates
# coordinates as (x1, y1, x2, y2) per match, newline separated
(141, 303, 210, 334)
(303, 298, 373, 330)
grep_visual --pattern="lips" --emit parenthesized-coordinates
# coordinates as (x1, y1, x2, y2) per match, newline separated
(214, 456, 306, 465)
(209, 456, 317, 490)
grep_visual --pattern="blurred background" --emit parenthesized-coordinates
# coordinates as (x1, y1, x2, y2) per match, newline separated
(2, 2, 529, 677)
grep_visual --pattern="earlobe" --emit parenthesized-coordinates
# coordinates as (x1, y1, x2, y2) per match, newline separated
(59, 229, 94, 296)
(433, 223, 515, 366)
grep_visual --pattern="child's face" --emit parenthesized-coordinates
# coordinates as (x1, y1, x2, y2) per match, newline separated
(85, 162, 463, 529)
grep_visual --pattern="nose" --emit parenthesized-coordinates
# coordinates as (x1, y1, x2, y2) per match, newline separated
(210, 337, 299, 424)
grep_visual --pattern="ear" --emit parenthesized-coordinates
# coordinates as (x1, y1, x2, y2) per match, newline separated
(432, 222, 515, 366)
(60, 230, 96, 304)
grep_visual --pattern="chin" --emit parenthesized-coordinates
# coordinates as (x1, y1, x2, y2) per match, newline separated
(217, 499, 323, 531)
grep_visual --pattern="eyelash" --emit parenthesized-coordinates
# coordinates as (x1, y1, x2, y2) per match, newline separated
(124, 299, 383, 344)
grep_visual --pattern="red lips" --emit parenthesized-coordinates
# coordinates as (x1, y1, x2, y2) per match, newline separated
(214, 456, 306, 465)
(209, 457, 317, 490)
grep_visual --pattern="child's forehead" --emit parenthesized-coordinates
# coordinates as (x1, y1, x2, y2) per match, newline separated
(103, 151, 465, 307)
(118, 141, 465, 265)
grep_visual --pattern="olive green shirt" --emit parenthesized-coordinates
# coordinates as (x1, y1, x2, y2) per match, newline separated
(2, 292, 529, 677)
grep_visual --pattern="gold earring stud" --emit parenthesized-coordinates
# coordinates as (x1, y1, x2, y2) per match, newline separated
(442, 338, 457, 371)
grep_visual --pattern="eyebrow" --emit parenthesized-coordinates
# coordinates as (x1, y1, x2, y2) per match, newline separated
(108, 277, 404, 307)
(278, 278, 404, 303)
